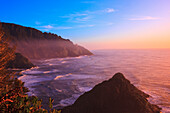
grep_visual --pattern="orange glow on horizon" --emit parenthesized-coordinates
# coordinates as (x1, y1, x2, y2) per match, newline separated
(79, 20, 170, 50)
(80, 36, 170, 50)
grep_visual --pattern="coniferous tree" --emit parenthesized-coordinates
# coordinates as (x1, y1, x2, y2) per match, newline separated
(0, 21, 28, 112)
(0, 21, 16, 110)
(0, 22, 61, 113)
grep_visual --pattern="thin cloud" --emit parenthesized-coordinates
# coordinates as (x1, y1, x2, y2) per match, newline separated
(81, 1, 96, 4)
(35, 21, 41, 25)
(61, 13, 91, 23)
(41, 25, 54, 29)
(39, 24, 96, 31)
(61, 13, 88, 18)
(77, 24, 95, 28)
(85, 8, 116, 14)
(129, 16, 159, 21)
(55, 26, 73, 30)
(40, 25, 72, 30)
(104, 8, 115, 13)
(61, 8, 116, 23)
(107, 22, 114, 26)
(74, 16, 91, 22)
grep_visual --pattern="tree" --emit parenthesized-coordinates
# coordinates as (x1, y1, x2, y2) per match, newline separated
(0, 21, 29, 112)
(0, 22, 61, 113)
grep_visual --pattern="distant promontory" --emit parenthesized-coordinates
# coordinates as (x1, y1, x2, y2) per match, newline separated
(1, 22, 93, 59)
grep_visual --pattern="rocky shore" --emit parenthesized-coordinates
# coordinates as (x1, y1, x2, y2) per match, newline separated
(6, 53, 35, 69)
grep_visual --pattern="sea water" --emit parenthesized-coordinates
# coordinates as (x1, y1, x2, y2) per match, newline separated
(19, 49, 170, 112)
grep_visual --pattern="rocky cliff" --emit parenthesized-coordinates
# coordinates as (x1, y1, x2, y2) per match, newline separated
(1, 22, 93, 59)
(62, 73, 161, 113)
(6, 53, 35, 69)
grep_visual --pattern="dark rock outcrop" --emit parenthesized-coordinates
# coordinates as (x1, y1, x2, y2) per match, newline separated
(62, 73, 161, 113)
(6, 53, 35, 69)
(1, 22, 93, 59)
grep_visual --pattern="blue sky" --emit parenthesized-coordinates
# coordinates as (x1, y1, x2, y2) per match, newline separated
(1, 0, 170, 49)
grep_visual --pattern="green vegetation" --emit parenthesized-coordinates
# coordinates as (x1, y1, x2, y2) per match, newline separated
(0, 23, 61, 113)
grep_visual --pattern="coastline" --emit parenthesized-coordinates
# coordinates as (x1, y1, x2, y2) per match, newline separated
(17, 50, 170, 112)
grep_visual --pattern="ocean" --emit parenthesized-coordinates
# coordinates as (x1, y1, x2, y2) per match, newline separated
(19, 49, 170, 112)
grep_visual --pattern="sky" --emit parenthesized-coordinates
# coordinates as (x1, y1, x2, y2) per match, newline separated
(1, 0, 170, 50)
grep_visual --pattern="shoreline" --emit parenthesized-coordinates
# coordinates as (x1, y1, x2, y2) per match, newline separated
(18, 71, 164, 112)
(16, 51, 169, 112)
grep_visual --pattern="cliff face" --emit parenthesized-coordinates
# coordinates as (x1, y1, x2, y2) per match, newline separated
(62, 73, 161, 113)
(1, 22, 93, 59)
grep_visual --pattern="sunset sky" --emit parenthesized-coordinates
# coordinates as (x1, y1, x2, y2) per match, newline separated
(1, 0, 170, 50)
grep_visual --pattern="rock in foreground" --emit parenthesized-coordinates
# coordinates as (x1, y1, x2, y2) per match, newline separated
(62, 73, 161, 113)
(6, 53, 35, 69)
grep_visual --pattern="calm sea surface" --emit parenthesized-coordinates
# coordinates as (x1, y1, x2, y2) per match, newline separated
(19, 49, 170, 112)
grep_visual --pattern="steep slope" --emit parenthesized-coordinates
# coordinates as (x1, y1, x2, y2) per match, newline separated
(1, 22, 93, 59)
(62, 73, 161, 113)
(6, 53, 35, 69)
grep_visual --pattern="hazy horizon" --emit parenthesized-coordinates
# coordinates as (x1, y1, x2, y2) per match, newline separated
(1, 0, 170, 50)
